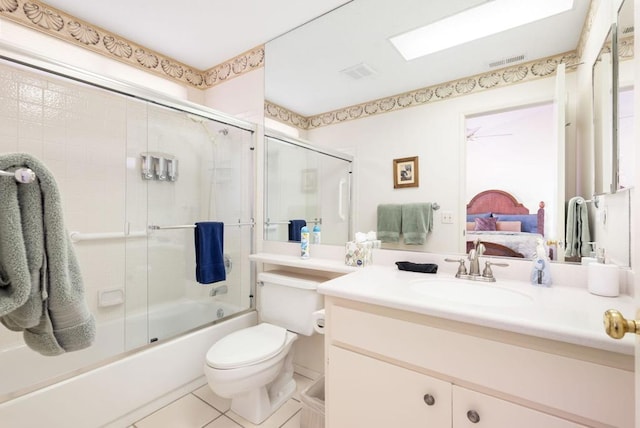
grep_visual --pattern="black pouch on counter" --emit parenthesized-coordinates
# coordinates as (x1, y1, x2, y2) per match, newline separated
(395, 261, 438, 273)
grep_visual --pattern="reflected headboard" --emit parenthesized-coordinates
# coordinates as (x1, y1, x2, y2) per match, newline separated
(467, 189, 545, 235)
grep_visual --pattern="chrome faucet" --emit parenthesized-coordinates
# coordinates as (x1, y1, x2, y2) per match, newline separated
(210, 285, 228, 297)
(468, 239, 485, 276)
(445, 239, 508, 282)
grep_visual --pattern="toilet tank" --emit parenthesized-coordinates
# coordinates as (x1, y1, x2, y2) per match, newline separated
(257, 270, 325, 336)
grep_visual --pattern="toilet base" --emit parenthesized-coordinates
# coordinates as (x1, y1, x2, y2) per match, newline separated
(231, 378, 296, 424)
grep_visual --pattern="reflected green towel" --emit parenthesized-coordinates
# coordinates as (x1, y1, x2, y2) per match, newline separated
(377, 204, 402, 243)
(564, 197, 591, 257)
(0, 153, 95, 356)
(401, 203, 434, 245)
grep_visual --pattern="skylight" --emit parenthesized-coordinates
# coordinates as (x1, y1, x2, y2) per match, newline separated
(390, 0, 574, 60)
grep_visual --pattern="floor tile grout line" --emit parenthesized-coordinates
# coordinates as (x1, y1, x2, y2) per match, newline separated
(279, 408, 302, 428)
(191, 391, 228, 414)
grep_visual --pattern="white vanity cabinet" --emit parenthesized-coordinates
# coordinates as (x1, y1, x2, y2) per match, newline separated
(324, 297, 634, 428)
(329, 345, 451, 427)
(451, 386, 585, 428)
(329, 345, 585, 428)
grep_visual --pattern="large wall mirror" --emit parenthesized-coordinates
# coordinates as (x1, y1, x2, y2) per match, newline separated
(593, 0, 634, 194)
(264, 0, 632, 266)
(616, 0, 635, 191)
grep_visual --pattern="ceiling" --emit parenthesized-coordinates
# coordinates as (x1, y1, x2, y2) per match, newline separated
(40, 0, 352, 70)
(39, 0, 590, 117)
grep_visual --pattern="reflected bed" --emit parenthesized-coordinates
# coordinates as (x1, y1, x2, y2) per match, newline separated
(466, 189, 545, 259)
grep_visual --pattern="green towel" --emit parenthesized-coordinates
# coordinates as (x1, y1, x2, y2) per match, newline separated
(377, 204, 402, 243)
(564, 197, 591, 257)
(401, 203, 434, 245)
(0, 153, 95, 356)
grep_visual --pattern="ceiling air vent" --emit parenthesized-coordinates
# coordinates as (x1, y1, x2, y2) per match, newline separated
(340, 63, 377, 80)
(488, 54, 526, 68)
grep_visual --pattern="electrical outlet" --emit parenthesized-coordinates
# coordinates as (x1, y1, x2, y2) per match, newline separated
(441, 211, 453, 224)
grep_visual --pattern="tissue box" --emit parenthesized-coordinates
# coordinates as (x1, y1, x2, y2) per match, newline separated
(345, 241, 372, 267)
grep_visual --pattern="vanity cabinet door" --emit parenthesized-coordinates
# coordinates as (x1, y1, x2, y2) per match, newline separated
(452, 386, 587, 428)
(327, 345, 451, 428)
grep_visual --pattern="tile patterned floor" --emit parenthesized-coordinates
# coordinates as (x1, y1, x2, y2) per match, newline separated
(130, 373, 315, 428)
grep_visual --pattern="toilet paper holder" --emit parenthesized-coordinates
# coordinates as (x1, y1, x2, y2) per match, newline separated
(312, 309, 325, 334)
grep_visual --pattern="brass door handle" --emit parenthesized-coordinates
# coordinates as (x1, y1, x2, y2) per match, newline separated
(603, 309, 640, 339)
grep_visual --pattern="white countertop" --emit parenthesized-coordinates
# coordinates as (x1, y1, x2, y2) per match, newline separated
(317, 265, 636, 355)
(249, 253, 359, 274)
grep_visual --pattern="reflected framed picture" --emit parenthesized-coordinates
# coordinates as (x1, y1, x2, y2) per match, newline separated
(301, 168, 318, 193)
(393, 156, 419, 188)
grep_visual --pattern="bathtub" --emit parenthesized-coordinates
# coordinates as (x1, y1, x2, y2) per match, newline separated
(0, 298, 242, 398)
(126, 298, 242, 350)
(0, 309, 256, 427)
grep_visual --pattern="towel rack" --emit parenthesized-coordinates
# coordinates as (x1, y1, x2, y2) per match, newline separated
(70, 230, 147, 242)
(149, 220, 255, 230)
(576, 196, 599, 208)
(264, 218, 322, 226)
(0, 167, 36, 183)
(432, 202, 440, 210)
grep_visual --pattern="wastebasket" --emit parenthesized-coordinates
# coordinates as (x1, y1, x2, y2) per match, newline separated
(300, 376, 325, 428)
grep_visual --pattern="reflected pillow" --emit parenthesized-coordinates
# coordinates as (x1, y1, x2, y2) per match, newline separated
(466, 212, 492, 222)
(494, 214, 538, 233)
(496, 221, 521, 232)
(474, 217, 497, 231)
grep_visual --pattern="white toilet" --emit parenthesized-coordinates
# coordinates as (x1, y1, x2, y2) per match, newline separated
(204, 270, 324, 424)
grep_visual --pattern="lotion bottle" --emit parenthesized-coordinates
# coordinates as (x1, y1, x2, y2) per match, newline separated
(300, 226, 310, 259)
(312, 224, 321, 244)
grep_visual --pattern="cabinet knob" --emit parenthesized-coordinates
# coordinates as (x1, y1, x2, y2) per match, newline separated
(467, 410, 481, 423)
(603, 309, 640, 339)
(423, 393, 435, 406)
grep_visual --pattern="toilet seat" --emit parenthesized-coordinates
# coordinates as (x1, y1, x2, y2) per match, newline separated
(206, 323, 288, 369)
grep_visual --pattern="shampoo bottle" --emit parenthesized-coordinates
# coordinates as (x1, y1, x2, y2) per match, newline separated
(312, 224, 321, 244)
(300, 226, 310, 259)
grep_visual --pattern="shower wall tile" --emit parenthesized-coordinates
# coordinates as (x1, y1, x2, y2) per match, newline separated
(18, 101, 43, 123)
(43, 138, 66, 160)
(17, 137, 44, 158)
(0, 78, 18, 99)
(0, 96, 18, 118)
(0, 116, 18, 139)
(43, 88, 65, 109)
(18, 83, 43, 104)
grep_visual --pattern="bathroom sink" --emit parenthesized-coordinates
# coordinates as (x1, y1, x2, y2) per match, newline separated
(408, 278, 533, 307)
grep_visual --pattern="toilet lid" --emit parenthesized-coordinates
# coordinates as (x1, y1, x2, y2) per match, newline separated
(206, 323, 288, 369)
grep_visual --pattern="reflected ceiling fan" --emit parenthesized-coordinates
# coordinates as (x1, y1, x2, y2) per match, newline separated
(465, 126, 513, 142)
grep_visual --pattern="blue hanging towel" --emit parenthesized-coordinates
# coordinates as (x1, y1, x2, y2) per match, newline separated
(288, 219, 307, 242)
(194, 222, 225, 284)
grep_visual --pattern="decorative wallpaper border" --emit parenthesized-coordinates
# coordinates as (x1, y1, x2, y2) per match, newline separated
(267, 31, 635, 131)
(0, 0, 264, 88)
(266, 51, 580, 130)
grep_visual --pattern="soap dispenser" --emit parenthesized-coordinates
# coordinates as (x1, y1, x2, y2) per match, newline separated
(587, 247, 619, 296)
(530, 239, 551, 286)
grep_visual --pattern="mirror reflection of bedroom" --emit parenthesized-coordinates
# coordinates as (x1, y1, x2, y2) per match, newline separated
(465, 102, 557, 260)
